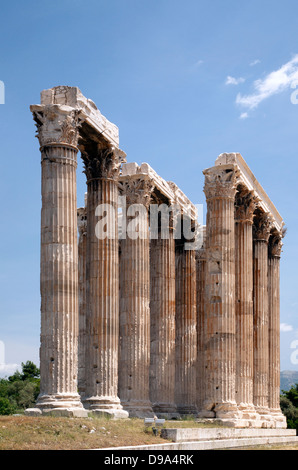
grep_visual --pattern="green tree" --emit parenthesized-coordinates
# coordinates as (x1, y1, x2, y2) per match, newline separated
(281, 383, 298, 430)
(0, 361, 40, 414)
(8, 361, 40, 382)
(0, 397, 16, 415)
(20, 361, 40, 381)
(0, 378, 9, 398)
(283, 384, 298, 408)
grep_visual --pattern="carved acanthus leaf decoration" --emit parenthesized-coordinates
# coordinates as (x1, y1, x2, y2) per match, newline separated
(269, 228, 285, 258)
(82, 147, 126, 181)
(235, 187, 258, 223)
(253, 212, 273, 241)
(33, 106, 81, 147)
(204, 168, 238, 201)
(119, 177, 155, 209)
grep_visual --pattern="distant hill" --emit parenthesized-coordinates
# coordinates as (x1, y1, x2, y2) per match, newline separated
(280, 370, 298, 392)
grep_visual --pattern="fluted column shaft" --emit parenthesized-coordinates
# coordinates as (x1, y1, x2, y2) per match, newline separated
(268, 233, 286, 426)
(82, 147, 127, 417)
(253, 213, 271, 419)
(196, 246, 206, 412)
(78, 208, 87, 397)
(85, 179, 121, 411)
(118, 178, 154, 417)
(268, 255, 280, 410)
(234, 189, 257, 419)
(39, 144, 81, 405)
(30, 104, 86, 415)
(201, 166, 239, 420)
(150, 233, 177, 415)
(175, 242, 197, 414)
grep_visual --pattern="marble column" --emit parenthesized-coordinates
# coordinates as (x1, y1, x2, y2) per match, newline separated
(253, 212, 273, 424)
(82, 146, 128, 418)
(268, 231, 287, 428)
(234, 187, 258, 423)
(150, 219, 177, 418)
(196, 236, 206, 413)
(118, 178, 154, 417)
(77, 207, 87, 398)
(199, 166, 240, 421)
(175, 236, 197, 415)
(27, 107, 86, 416)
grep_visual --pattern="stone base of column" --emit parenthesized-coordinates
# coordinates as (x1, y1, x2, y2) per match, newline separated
(237, 402, 259, 421)
(270, 409, 287, 429)
(254, 406, 276, 428)
(25, 407, 88, 418)
(197, 402, 279, 428)
(177, 405, 198, 417)
(152, 403, 180, 420)
(197, 400, 241, 420)
(83, 396, 129, 419)
(25, 393, 88, 418)
(121, 400, 155, 418)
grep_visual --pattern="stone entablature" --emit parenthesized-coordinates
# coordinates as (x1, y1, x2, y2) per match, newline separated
(26, 86, 286, 428)
(120, 162, 198, 221)
(37, 86, 119, 147)
(215, 153, 283, 233)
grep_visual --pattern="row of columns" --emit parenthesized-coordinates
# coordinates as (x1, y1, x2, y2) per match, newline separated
(77, 176, 199, 418)
(29, 103, 285, 427)
(198, 166, 286, 427)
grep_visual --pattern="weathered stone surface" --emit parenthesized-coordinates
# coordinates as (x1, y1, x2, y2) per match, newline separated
(234, 186, 258, 422)
(118, 176, 154, 418)
(30, 88, 286, 428)
(199, 165, 240, 421)
(196, 227, 206, 412)
(38, 85, 119, 147)
(161, 427, 297, 443)
(175, 240, 197, 415)
(77, 206, 87, 398)
(268, 230, 287, 427)
(83, 154, 127, 417)
(253, 211, 273, 425)
(150, 231, 177, 416)
(30, 104, 86, 415)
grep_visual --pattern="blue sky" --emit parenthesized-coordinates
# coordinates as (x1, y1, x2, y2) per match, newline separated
(0, 0, 298, 375)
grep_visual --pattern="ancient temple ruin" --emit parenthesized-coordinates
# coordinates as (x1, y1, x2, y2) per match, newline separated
(26, 86, 287, 428)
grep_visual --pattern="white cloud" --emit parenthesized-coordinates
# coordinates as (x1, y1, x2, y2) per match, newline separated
(189, 60, 204, 72)
(239, 112, 249, 120)
(225, 76, 245, 86)
(236, 54, 298, 110)
(280, 323, 294, 332)
(194, 60, 204, 67)
(250, 59, 261, 67)
(0, 363, 20, 378)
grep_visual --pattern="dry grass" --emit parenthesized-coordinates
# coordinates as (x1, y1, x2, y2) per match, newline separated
(0, 415, 214, 450)
(0, 415, 171, 450)
(1, 415, 297, 450)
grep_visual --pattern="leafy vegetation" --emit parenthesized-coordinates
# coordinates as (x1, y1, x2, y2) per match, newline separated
(0, 361, 40, 415)
(280, 383, 298, 430)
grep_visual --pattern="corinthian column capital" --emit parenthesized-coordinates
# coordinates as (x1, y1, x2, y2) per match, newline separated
(119, 177, 155, 209)
(253, 212, 273, 242)
(235, 186, 258, 224)
(31, 105, 81, 149)
(82, 146, 126, 181)
(269, 231, 284, 258)
(203, 166, 239, 201)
